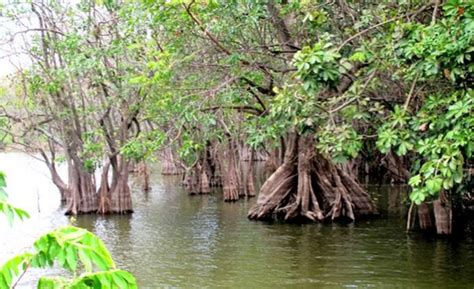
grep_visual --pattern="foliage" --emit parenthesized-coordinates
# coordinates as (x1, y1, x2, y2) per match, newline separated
(378, 90, 473, 205)
(0, 171, 29, 225)
(0, 226, 138, 289)
(377, 0, 474, 204)
(1, 0, 473, 222)
(293, 39, 342, 92)
(0, 172, 137, 288)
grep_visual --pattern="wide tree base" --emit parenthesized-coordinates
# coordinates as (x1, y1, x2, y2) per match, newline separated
(248, 135, 377, 222)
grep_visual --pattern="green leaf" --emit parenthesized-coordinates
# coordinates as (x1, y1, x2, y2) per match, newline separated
(426, 178, 443, 194)
(65, 246, 78, 271)
(408, 175, 422, 186)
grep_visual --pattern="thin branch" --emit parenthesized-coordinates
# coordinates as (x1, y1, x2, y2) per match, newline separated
(337, 3, 432, 51)
(0, 28, 65, 46)
(329, 70, 377, 114)
(11, 263, 30, 289)
(431, 0, 440, 25)
(183, 1, 232, 56)
(403, 74, 420, 111)
(201, 105, 264, 116)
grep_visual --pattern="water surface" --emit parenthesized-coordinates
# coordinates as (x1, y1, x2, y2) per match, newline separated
(1, 153, 474, 288)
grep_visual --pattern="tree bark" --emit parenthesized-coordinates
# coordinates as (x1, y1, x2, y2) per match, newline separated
(245, 149, 256, 197)
(249, 134, 376, 222)
(219, 140, 241, 201)
(417, 203, 433, 230)
(433, 192, 452, 235)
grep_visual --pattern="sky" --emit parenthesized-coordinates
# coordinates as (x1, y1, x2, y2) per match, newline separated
(0, 1, 34, 77)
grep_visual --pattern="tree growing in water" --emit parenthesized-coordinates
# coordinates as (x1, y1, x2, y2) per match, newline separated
(1, 1, 153, 214)
(1, 0, 472, 234)
(377, 0, 474, 234)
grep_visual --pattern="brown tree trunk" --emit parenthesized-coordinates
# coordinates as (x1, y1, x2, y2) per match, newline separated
(382, 152, 410, 183)
(96, 157, 133, 214)
(249, 134, 376, 222)
(63, 148, 98, 215)
(137, 161, 150, 192)
(219, 140, 240, 201)
(245, 149, 256, 198)
(263, 149, 280, 179)
(248, 134, 298, 219)
(109, 157, 133, 213)
(417, 203, 433, 230)
(161, 147, 185, 175)
(199, 163, 211, 194)
(281, 137, 324, 221)
(434, 192, 452, 235)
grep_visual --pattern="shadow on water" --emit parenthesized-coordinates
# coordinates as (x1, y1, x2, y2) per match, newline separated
(1, 154, 474, 288)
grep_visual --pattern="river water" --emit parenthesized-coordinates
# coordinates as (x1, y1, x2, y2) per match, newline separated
(1, 153, 474, 288)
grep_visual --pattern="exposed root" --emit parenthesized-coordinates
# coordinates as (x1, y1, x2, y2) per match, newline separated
(248, 134, 377, 222)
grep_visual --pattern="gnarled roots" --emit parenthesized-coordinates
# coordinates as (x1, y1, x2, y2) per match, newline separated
(248, 135, 376, 222)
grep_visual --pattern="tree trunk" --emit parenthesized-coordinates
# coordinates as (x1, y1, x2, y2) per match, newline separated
(184, 163, 201, 195)
(219, 140, 240, 201)
(434, 192, 452, 235)
(382, 152, 410, 183)
(417, 203, 433, 230)
(60, 146, 98, 215)
(137, 161, 150, 192)
(281, 137, 324, 221)
(96, 157, 133, 214)
(248, 134, 298, 219)
(245, 149, 256, 197)
(199, 163, 211, 194)
(109, 157, 133, 213)
(249, 134, 376, 222)
(161, 147, 185, 175)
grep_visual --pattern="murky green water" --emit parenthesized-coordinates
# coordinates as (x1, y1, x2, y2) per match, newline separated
(1, 153, 474, 288)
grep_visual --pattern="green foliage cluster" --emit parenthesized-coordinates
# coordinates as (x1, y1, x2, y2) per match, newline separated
(1, 226, 137, 289)
(0, 172, 29, 225)
(377, 0, 474, 204)
(378, 90, 473, 205)
(0, 173, 137, 289)
(1, 225, 138, 288)
(293, 40, 342, 92)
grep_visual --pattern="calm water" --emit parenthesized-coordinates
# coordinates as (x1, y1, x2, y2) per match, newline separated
(1, 153, 474, 288)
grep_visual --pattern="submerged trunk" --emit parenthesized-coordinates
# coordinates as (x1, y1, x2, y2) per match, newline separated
(52, 154, 134, 215)
(184, 166, 199, 194)
(433, 192, 452, 235)
(98, 156, 133, 214)
(219, 140, 240, 201)
(137, 161, 150, 192)
(248, 134, 377, 222)
(245, 149, 256, 198)
(109, 159, 133, 213)
(161, 147, 185, 175)
(184, 157, 212, 195)
(64, 153, 98, 215)
(417, 203, 433, 230)
(409, 192, 455, 235)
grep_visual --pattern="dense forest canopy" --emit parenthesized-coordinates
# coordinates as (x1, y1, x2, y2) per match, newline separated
(0, 0, 472, 235)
